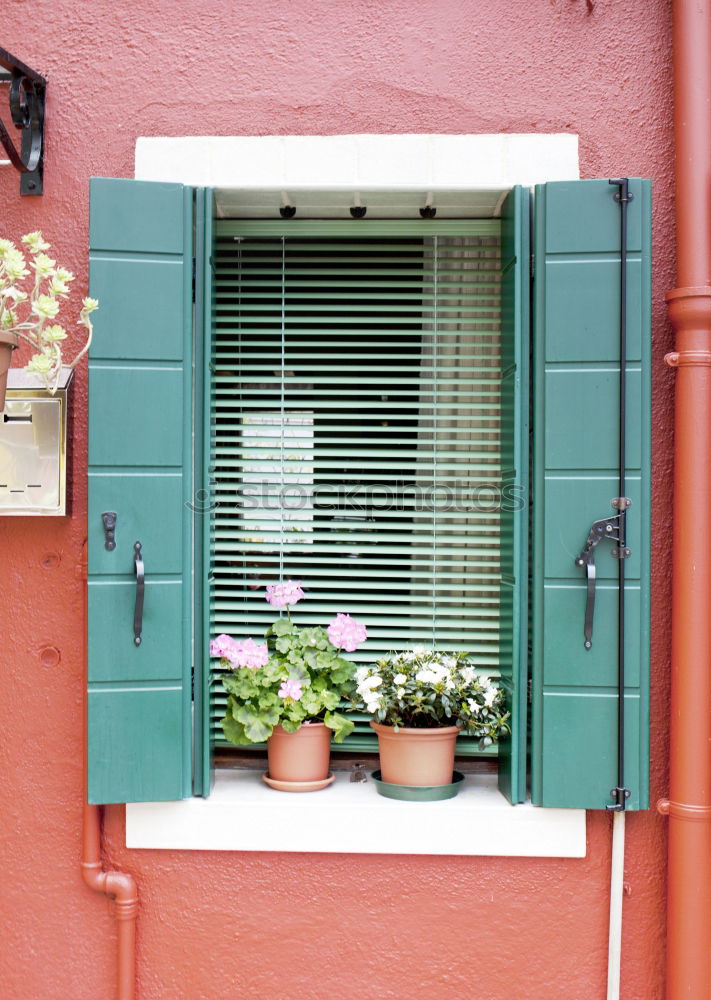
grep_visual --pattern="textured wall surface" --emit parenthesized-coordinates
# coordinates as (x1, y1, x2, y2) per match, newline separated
(0, 2, 673, 998)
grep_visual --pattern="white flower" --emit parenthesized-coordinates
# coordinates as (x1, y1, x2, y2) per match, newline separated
(415, 669, 439, 685)
(396, 688, 405, 698)
(81, 296, 99, 315)
(31, 294, 60, 320)
(483, 688, 498, 708)
(412, 645, 428, 657)
(22, 231, 50, 253)
(355, 666, 371, 683)
(393, 673, 407, 685)
(359, 674, 382, 691)
(49, 275, 71, 298)
(41, 324, 67, 343)
(467, 698, 481, 715)
(460, 666, 476, 684)
(30, 253, 56, 280)
(2, 286, 27, 303)
(3, 249, 29, 282)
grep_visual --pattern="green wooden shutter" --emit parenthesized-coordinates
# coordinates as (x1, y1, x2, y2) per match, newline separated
(206, 220, 507, 758)
(87, 178, 194, 804)
(193, 186, 214, 797)
(498, 187, 529, 804)
(531, 179, 651, 810)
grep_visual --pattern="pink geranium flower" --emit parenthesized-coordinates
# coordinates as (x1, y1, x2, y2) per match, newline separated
(278, 678, 303, 701)
(265, 580, 305, 608)
(210, 634, 239, 659)
(209, 634, 268, 670)
(327, 613, 367, 652)
(231, 637, 269, 670)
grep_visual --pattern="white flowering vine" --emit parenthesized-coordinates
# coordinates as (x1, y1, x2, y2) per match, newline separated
(0, 232, 98, 393)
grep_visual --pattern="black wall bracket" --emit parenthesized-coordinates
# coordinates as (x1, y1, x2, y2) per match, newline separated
(0, 48, 46, 195)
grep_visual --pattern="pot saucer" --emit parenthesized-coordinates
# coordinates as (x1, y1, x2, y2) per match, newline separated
(261, 772, 335, 792)
(371, 769, 464, 801)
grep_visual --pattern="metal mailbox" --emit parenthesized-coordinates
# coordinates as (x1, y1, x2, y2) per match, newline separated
(0, 368, 72, 515)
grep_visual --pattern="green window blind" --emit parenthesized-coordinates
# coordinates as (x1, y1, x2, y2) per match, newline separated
(207, 221, 508, 756)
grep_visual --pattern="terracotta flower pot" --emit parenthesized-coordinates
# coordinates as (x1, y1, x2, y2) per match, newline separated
(266, 722, 332, 786)
(0, 331, 19, 412)
(370, 721, 461, 787)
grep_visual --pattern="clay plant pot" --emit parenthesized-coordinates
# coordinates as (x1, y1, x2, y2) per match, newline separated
(0, 331, 19, 412)
(264, 722, 333, 791)
(370, 721, 461, 787)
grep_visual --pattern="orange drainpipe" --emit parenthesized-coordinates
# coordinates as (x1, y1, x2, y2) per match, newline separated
(78, 540, 138, 1000)
(660, 1, 711, 997)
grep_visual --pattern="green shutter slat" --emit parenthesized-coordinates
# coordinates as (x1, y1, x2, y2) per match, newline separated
(206, 225, 506, 756)
(87, 178, 194, 804)
(496, 187, 529, 804)
(193, 187, 214, 797)
(531, 179, 651, 810)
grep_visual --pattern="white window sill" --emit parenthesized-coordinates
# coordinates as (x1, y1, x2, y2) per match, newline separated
(126, 769, 586, 857)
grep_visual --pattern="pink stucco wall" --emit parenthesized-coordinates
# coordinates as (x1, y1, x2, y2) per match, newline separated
(0, 3, 673, 997)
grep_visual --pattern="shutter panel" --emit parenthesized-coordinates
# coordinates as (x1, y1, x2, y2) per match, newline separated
(193, 186, 214, 797)
(87, 178, 194, 804)
(498, 187, 529, 803)
(531, 179, 651, 810)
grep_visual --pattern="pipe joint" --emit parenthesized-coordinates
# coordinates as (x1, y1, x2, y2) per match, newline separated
(105, 870, 138, 906)
(665, 350, 711, 367)
(666, 286, 711, 336)
(113, 897, 139, 922)
(657, 798, 711, 822)
(81, 860, 108, 894)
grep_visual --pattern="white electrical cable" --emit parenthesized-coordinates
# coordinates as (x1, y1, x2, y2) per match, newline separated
(606, 810, 626, 1000)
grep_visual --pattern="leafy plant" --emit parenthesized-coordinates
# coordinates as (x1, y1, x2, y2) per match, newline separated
(210, 582, 367, 746)
(0, 232, 98, 392)
(353, 647, 510, 746)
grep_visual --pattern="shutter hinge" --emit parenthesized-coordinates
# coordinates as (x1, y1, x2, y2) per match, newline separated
(192, 257, 196, 303)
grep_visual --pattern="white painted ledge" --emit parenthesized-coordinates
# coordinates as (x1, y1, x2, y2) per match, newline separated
(126, 770, 586, 857)
(135, 133, 579, 190)
(135, 133, 580, 218)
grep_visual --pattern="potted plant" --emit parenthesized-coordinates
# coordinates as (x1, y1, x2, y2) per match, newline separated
(0, 232, 98, 410)
(354, 648, 510, 799)
(210, 580, 367, 791)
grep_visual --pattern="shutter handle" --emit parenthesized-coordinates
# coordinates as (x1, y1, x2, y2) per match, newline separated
(133, 541, 144, 647)
(574, 500, 631, 650)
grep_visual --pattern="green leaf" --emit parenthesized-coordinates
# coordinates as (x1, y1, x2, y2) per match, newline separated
(222, 713, 251, 746)
(324, 711, 355, 743)
(272, 618, 293, 636)
(321, 690, 339, 711)
(233, 703, 281, 743)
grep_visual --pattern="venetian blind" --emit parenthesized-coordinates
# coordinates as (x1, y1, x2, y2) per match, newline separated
(209, 225, 502, 753)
